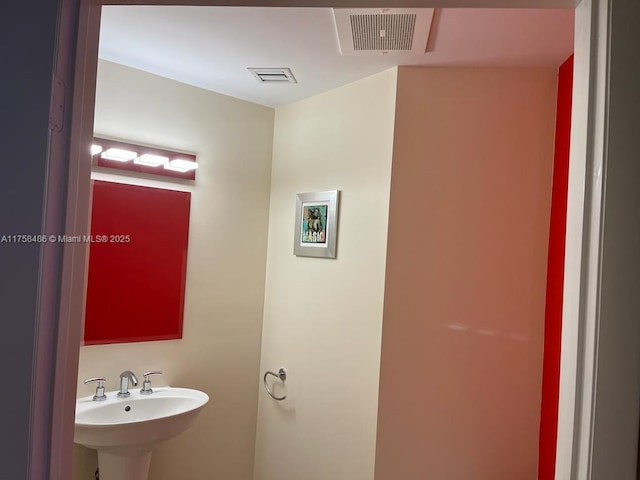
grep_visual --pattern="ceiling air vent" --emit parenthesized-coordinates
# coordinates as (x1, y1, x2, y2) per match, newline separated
(333, 8, 434, 56)
(248, 67, 297, 84)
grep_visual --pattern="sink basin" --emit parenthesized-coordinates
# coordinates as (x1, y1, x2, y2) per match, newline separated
(75, 387, 209, 480)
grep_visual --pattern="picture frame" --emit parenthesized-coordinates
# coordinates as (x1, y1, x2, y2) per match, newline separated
(293, 190, 340, 258)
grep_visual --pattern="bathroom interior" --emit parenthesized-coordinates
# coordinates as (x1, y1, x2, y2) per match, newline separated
(72, 5, 575, 480)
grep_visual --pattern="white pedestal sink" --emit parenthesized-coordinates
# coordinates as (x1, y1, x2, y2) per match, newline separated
(75, 387, 209, 480)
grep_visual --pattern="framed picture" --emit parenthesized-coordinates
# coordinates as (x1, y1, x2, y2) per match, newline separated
(293, 190, 340, 258)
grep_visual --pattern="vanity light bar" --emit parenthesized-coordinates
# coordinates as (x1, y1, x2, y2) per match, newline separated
(164, 159, 198, 172)
(101, 148, 138, 162)
(93, 137, 197, 180)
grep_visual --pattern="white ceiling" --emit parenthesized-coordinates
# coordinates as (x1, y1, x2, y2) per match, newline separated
(98, 6, 574, 108)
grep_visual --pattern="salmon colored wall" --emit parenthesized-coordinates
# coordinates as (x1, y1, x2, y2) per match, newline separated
(375, 67, 557, 479)
(538, 54, 573, 480)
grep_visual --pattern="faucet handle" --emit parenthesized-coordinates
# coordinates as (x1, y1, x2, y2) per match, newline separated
(84, 377, 107, 401)
(140, 371, 163, 395)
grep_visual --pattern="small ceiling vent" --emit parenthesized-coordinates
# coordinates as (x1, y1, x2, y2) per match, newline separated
(248, 67, 297, 84)
(333, 8, 434, 56)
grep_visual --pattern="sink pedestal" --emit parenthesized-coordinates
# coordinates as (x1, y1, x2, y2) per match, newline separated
(98, 449, 153, 480)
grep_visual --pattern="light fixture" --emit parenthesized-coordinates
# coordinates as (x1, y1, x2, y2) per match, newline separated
(94, 136, 197, 180)
(164, 159, 198, 172)
(101, 148, 138, 162)
(134, 154, 169, 167)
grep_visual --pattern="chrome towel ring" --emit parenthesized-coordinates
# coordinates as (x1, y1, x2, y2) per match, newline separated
(263, 368, 287, 401)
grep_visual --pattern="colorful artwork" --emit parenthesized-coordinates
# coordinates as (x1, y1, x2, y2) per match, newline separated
(301, 204, 328, 244)
(293, 190, 340, 259)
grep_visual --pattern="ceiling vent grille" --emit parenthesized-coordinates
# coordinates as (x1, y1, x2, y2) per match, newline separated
(248, 67, 297, 84)
(333, 8, 434, 56)
(351, 14, 416, 51)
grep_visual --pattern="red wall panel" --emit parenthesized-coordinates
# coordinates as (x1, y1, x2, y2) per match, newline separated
(538, 54, 573, 479)
(84, 180, 191, 345)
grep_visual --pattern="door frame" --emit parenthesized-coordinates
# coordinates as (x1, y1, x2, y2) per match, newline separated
(41, 0, 622, 479)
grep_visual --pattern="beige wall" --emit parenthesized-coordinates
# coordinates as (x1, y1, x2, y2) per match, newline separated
(253, 68, 397, 480)
(374, 67, 557, 479)
(73, 60, 274, 480)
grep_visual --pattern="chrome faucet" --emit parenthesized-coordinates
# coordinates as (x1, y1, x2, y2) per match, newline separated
(117, 370, 138, 398)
